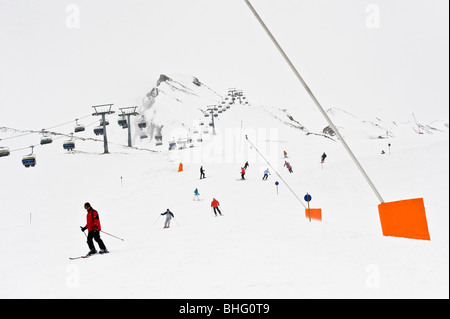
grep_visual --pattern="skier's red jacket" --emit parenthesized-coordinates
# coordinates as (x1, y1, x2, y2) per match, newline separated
(211, 200, 220, 208)
(85, 208, 101, 231)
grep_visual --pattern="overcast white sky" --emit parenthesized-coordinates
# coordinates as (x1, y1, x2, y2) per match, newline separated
(0, 0, 448, 130)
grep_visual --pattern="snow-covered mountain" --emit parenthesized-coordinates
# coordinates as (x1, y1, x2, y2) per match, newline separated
(0, 74, 448, 299)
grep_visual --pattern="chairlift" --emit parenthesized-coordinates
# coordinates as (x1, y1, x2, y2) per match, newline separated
(118, 118, 127, 126)
(40, 136, 53, 145)
(199, 121, 204, 126)
(74, 119, 85, 133)
(169, 141, 176, 150)
(209, 122, 214, 127)
(138, 121, 147, 129)
(197, 137, 203, 143)
(99, 119, 109, 126)
(63, 133, 75, 151)
(0, 147, 10, 157)
(63, 140, 75, 151)
(22, 146, 36, 168)
(156, 141, 163, 146)
(204, 113, 210, 117)
(140, 133, 148, 139)
(40, 130, 53, 145)
(94, 126, 104, 135)
(213, 113, 218, 117)
(218, 110, 222, 114)
(155, 135, 163, 141)
(193, 129, 199, 134)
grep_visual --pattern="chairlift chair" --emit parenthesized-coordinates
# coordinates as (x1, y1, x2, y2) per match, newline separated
(93, 126, 104, 136)
(22, 155, 36, 168)
(40, 129, 53, 145)
(63, 133, 75, 151)
(74, 119, 85, 133)
(40, 136, 53, 145)
(138, 121, 147, 129)
(22, 146, 36, 168)
(63, 140, 75, 151)
(0, 147, 10, 157)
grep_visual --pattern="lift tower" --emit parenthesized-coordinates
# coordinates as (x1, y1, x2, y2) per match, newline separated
(92, 104, 114, 154)
(119, 106, 139, 147)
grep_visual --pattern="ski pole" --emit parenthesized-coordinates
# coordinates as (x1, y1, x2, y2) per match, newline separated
(80, 226, 87, 238)
(100, 230, 124, 241)
(173, 217, 180, 227)
(153, 214, 161, 225)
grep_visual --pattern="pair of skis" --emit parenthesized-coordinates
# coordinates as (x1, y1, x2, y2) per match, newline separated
(69, 251, 109, 260)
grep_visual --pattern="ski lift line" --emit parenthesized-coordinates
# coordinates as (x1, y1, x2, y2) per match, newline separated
(245, 135, 307, 210)
(244, 0, 385, 204)
(3, 118, 100, 153)
(0, 113, 92, 141)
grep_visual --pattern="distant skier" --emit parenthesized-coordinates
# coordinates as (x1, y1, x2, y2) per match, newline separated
(194, 188, 201, 201)
(241, 167, 246, 180)
(381, 150, 385, 155)
(200, 166, 206, 179)
(243, 161, 249, 170)
(211, 198, 222, 216)
(161, 209, 174, 228)
(284, 161, 293, 173)
(283, 150, 288, 158)
(262, 168, 271, 180)
(80, 202, 108, 256)
(321, 152, 327, 163)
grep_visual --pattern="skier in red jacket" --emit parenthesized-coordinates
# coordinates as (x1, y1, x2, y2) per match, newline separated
(211, 198, 223, 216)
(81, 202, 108, 255)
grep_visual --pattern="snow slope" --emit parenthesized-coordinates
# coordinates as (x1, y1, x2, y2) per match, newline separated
(0, 75, 448, 299)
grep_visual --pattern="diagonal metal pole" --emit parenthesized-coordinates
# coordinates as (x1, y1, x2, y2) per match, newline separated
(244, 0, 385, 203)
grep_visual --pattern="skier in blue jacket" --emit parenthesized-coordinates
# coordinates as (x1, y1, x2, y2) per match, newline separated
(161, 209, 174, 228)
(194, 188, 200, 201)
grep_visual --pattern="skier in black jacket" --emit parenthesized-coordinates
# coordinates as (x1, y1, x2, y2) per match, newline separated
(200, 166, 206, 179)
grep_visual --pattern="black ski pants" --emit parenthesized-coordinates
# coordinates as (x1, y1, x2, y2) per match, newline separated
(87, 230, 106, 251)
(213, 207, 222, 216)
